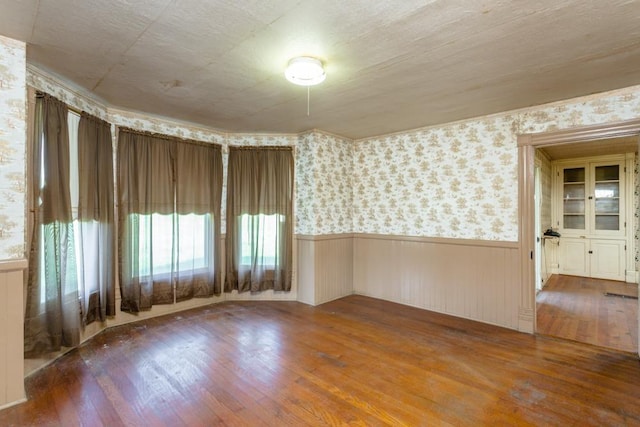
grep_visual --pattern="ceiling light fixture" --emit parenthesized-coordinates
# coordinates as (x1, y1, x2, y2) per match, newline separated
(285, 56, 326, 86)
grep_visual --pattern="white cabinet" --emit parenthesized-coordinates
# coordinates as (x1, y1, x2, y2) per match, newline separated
(591, 239, 626, 280)
(559, 160, 625, 238)
(558, 238, 588, 277)
(559, 238, 625, 281)
(553, 154, 633, 282)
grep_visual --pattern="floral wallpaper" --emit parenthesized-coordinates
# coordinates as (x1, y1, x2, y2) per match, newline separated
(27, 65, 108, 121)
(354, 86, 640, 242)
(111, 108, 226, 145)
(0, 36, 26, 260)
(353, 114, 519, 240)
(296, 131, 353, 235)
(520, 90, 640, 134)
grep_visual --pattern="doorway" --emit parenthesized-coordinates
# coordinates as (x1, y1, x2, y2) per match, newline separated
(517, 119, 640, 355)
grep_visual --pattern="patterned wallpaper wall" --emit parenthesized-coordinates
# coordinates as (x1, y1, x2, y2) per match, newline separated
(0, 36, 26, 260)
(353, 114, 519, 240)
(520, 92, 640, 134)
(296, 131, 353, 235)
(5, 56, 640, 254)
(354, 88, 640, 241)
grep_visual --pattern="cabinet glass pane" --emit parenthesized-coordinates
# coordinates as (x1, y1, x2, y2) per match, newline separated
(594, 182, 619, 198)
(564, 167, 585, 183)
(595, 215, 619, 230)
(595, 165, 619, 181)
(564, 215, 585, 229)
(564, 183, 585, 199)
(595, 198, 619, 214)
(563, 199, 585, 214)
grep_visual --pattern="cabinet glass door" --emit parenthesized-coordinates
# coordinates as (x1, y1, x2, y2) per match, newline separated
(594, 165, 620, 231)
(563, 167, 585, 230)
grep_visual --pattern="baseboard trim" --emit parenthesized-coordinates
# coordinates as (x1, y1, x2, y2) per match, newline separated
(0, 397, 27, 411)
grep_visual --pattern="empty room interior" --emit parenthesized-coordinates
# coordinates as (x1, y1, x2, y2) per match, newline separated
(1, 1, 640, 425)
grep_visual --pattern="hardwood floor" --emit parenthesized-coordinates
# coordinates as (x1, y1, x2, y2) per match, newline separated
(536, 274, 638, 352)
(2, 295, 640, 426)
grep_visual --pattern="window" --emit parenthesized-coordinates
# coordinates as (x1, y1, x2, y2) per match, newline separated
(225, 147, 294, 293)
(117, 130, 222, 311)
(129, 212, 211, 277)
(239, 213, 284, 267)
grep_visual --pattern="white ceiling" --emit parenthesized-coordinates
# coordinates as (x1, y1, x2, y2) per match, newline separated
(1, 0, 640, 139)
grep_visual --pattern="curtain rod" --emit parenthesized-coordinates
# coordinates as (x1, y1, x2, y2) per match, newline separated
(35, 91, 82, 115)
(118, 127, 223, 149)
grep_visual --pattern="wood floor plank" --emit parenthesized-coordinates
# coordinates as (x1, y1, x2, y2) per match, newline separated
(3, 295, 640, 425)
(537, 274, 638, 352)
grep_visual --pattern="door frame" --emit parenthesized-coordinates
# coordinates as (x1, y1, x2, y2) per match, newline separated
(517, 118, 640, 348)
(534, 163, 542, 291)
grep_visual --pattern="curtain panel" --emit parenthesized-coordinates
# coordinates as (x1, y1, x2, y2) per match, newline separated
(77, 113, 116, 324)
(175, 142, 223, 301)
(24, 93, 81, 357)
(117, 129, 222, 312)
(225, 146, 294, 293)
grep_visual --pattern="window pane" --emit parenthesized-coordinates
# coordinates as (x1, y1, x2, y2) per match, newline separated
(563, 199, 584, 214)
(563, 183, 584, 199)
(564, 215, 585, 230)
(152, 214, 174, 274)
(595, 215, 619, 230)
(564, 168, 585, 183)
(240, 213, 281, 267)
(595, 165, 619, 181)
(594, 182, 619, 198)
(595, 198, 619, 214)
(177, 213, 209, 270)
(131, 213, 210, 278)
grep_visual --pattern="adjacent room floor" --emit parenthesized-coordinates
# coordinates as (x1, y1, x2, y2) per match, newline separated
(536, 274, 638, 353)
(2, 295, 640, 425)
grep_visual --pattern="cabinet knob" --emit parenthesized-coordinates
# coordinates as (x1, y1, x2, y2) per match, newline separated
(588, 250, 593, 254)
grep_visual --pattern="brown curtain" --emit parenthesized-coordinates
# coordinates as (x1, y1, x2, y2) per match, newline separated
(175, 142, 222, 300)
(77, 113, 115, 324)
(117, 129, 222, 312)
(225, 146, 294, 293)
(24, 93, 81, 357)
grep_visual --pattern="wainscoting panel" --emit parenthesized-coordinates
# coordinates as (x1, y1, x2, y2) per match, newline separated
(297, 235, 353, 305)
(0, 259, 27, 410)
(353, 235, 520, 330)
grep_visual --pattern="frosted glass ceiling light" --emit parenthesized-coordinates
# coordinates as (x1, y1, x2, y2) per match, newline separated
(285, 56, 326, 86)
